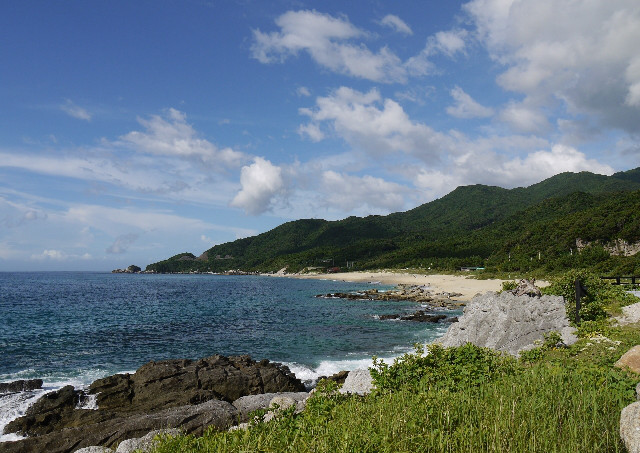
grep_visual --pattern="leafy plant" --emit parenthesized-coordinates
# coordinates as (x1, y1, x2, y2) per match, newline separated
(543, 269, 638, 323)
(371, 343, 517, 393)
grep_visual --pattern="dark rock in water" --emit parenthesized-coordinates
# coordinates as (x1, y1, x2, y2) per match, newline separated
(3, 354, 304, 453)
(379, 314, 400, 320)
(379, 311, 452, 323)
(400, 311, 447, 322)
(0, 379, 43, 393)
(0, 400, 237, 453)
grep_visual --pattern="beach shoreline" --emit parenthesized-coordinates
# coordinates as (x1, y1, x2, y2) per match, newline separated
(267, 271, 509, 301)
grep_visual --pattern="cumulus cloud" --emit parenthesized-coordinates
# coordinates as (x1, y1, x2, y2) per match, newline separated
(106, 233, 139, 254)
(60, 99, 92, 121)
(464, 0, 640, 133)
(120, 108, 246, 168)
(447, 86, 494, 118)
(411, 143, 614, 200)
(299, 87, 455, 161)
(380, 14, 413, 35)
(252, 10, 407, 83)
(296, 86, 311, 97)
(231, 157, 285, 215)
(321, 171, 407, 212)
(298, 123, 325, 142)
(499, 101, 550, 134)
(31, 249, 70, 261)
(405, 29, 468, 76)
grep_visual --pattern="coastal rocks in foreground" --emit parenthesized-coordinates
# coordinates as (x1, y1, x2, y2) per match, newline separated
(2, 355, 304, 453)
(316, 284, 465, 309)
(435, 291, 577, 356)
(0, 379, 43, 394)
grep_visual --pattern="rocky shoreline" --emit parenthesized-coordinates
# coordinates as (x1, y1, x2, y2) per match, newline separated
(0, 355, 306, 453)
(315, 284, 466, 309)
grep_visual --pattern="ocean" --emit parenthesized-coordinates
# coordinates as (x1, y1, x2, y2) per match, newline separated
(0, 272, 457, 441)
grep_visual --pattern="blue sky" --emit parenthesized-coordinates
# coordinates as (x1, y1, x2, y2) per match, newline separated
(1, 0, 639, 271)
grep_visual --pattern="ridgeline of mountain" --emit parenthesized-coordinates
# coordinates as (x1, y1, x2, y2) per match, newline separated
(147, 169, 640, 275)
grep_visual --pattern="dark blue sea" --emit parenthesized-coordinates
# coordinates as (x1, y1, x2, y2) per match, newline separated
(0, 272, 456, 440)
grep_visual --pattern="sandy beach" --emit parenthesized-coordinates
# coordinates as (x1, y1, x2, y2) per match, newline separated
(284, 271, 508, 301)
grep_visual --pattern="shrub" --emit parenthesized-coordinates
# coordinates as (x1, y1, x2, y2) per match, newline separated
(370, 343, 517, 393)
(542, 269, 638, 323)
(500, 280, 518, 292)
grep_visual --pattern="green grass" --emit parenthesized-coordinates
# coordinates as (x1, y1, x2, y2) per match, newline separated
(150, 333, 639, 453)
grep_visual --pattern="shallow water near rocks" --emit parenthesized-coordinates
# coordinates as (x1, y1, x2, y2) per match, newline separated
(0, 272, 457, 440)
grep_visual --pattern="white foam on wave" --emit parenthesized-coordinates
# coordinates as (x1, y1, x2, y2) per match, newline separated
(0, 368, 134, 443)
(0, 389, 46, 442)
(284, 351, 409, 387)
(76, 393, 98, 410)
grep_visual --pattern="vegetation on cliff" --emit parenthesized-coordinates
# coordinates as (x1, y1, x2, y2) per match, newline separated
(146, 169, 640, 275)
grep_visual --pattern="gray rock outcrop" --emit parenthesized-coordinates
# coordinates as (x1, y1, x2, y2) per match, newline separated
(615, 301, 640, 326)
(436, 291, 577, 356)
(621, 401, 640, 453)
(75, 447, 113, 453)
(232, 392, 310, 423)
(115, 429, 180, 453)
(339, 369, 374, 396)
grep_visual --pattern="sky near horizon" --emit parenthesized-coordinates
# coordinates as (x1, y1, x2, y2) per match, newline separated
(1, 0, 640, 271)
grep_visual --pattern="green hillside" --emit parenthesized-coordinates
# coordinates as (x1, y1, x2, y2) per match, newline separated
(146, 169, 640, 274)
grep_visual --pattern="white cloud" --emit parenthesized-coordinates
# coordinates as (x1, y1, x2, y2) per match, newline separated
(405, 29, 468, 76)
(120, 108, 246, 167)
(380, 14, 413, 35)
(321, 171, 407, 212)
(251, 10, 406, 83)
(231, 157, 285, 215)
(106, 233, 139, 254)
(447, 86, 494, 118)
(464, 0, 640, 133)
(297, 123, 325, 142)
(33, 249, 66, 261)
(201, 234, 215, 245)
(499, 101, 550, 134)
(60, 99, 92, 121)
(411, 143, 614, 200)
(299, 87, 455, 161)
(296, 86, 311, 97)
(431, 30, 468, 57)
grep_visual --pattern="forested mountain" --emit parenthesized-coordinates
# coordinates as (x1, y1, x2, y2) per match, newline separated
(147, 169, 640, 275)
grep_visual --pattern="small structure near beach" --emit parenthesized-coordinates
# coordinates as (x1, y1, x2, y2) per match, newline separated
(436, 290, 577, 356)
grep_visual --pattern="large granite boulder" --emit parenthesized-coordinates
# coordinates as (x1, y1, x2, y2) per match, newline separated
(2, 354, 304, 453)
(232, 392, 309, 422)
(435, 291, 577, 356)
(615, 345, 640, 374)
(339, 370, 374, 396)
(621, 401, 640, 453)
